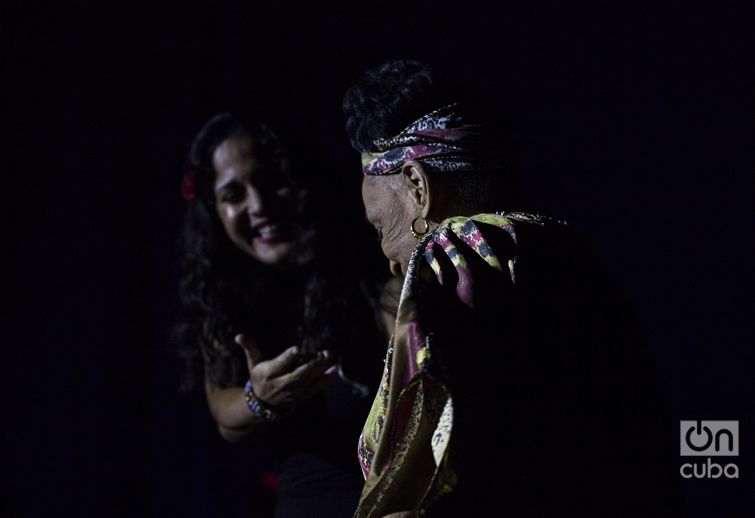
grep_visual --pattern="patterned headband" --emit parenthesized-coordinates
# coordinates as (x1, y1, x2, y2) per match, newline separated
(360, 103, 502, 176)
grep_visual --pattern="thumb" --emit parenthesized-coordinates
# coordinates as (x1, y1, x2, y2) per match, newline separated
(235, 333, 263, 371)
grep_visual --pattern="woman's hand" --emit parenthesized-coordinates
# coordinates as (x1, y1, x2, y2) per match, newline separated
(235, 334, 338, 410)
(204, 334, 338, 443)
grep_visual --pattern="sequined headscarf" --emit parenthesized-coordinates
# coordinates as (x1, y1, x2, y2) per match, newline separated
(360, 103, 502, 176)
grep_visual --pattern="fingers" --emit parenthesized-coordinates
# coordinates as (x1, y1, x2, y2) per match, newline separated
(279, 356, 337, 405)
(265, 345, 304, 376)
(233, 338, 338, 409)
(235, 334, 262, 370)
(276, 350, 332, 388)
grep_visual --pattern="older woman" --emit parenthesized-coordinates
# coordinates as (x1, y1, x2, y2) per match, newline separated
(343, 61, 677, 517)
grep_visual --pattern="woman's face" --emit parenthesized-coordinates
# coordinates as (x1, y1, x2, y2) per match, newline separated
(213, 136, 296, 265)
(361, 174, 419, 276)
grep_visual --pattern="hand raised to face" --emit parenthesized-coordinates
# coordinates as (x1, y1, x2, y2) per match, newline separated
(235, 334, 337, 410)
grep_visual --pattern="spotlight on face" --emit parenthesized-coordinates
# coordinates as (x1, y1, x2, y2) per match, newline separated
(213, 136, 296, 265)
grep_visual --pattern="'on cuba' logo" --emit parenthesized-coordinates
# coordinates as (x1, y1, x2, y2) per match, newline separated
(680, 420, 738, 456)
(679, 420, 739, 479)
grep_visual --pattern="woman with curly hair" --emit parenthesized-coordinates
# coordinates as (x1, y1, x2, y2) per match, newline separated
(174, 113, 394, 517)
(343, 60, 678, 517)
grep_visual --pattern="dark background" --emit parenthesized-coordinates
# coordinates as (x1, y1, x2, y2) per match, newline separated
(7, 1, 754, 516)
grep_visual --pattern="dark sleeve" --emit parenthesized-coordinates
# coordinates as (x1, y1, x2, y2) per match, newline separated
(421, 221, 679, 516)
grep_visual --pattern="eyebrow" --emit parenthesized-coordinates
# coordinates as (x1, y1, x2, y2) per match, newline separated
(214, 177, 240, 192)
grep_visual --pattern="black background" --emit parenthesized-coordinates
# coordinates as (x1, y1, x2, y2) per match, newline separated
(7, 1, 754, 516)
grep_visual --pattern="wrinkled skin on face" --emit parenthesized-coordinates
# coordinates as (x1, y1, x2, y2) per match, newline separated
(213, 136, 296, 265)
(361, 174, 420, 276)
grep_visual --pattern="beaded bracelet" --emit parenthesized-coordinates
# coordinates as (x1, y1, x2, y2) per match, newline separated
(244, 380, 285, 422)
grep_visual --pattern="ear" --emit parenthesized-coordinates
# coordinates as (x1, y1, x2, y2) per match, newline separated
(399, 159, 433, 219)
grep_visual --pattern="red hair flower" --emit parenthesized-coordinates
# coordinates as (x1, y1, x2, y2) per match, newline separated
(181, 170, 197, 201)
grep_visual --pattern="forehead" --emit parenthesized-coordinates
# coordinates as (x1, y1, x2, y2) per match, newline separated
(212, 136, 258, 175)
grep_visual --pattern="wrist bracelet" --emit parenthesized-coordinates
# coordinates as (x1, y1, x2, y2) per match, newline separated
(244, 380, 286, 422)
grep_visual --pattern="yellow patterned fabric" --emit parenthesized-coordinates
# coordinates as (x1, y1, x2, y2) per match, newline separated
(355, 212, 679, 516)
(355, 213, 531, 517)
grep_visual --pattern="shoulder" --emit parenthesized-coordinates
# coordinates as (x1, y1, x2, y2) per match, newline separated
(418, 212, 565, 282)
(406, 213, 524, 308)
(407, 212, 593, 307)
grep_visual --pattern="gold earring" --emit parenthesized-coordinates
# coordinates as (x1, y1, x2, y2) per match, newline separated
(410, 217, 430, 239)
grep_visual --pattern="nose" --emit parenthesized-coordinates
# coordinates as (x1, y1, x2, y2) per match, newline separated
(245, 185, 264, 218)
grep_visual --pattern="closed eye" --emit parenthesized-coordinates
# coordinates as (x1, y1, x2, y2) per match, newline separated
(220, 186, 244, 203)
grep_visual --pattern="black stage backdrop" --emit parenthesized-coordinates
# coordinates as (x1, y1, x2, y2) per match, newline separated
(7, 1, 754, 516)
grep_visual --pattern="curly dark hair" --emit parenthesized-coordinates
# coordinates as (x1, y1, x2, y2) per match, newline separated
(174, 113, 383, 392)
(343, 60, 439, 153)
(343, 59, 518, 210)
